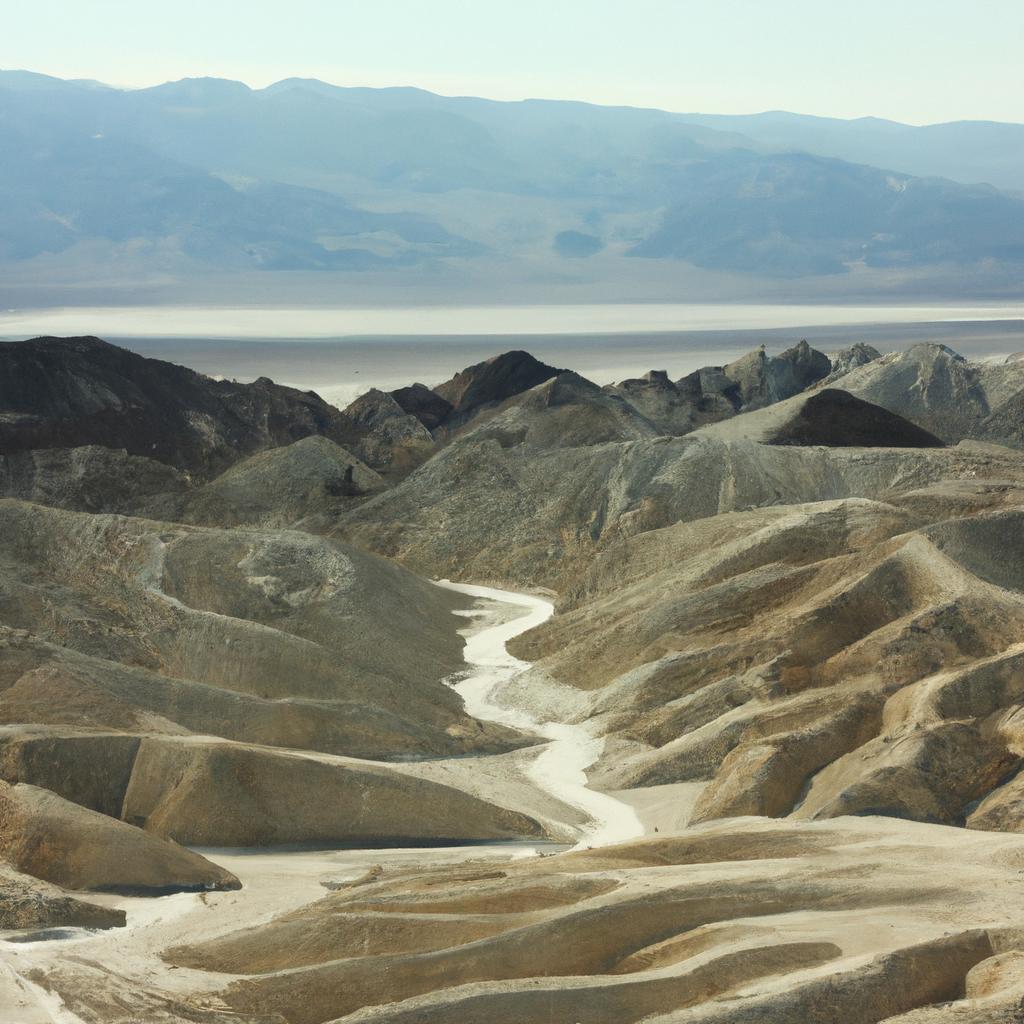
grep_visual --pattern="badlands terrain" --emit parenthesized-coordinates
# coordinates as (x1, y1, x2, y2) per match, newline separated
(3, 334, 1024, 1021)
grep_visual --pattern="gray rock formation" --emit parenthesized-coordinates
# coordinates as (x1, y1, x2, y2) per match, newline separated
(183, 435, 385, 528)
(0, 445, 189, 520)
(460, 372, 662, 450)
(342, 388, 436, 476)
(832, 342, 1024, 444)
(722, 339, 831, 410)
(823, 341, 883, 381)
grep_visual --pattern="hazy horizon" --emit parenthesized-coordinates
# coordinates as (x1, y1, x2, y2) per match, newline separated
(8, 0, 1024, 125)
(5, 3, 1024, 307)
(9, 66, 1024, 131)
(5, 302, 1024, 342)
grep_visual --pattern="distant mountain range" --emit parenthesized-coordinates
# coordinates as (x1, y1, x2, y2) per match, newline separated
(3, 69, 1024, 299)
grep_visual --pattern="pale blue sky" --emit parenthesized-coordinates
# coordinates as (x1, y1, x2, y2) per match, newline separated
(5, 0, 1023, 124)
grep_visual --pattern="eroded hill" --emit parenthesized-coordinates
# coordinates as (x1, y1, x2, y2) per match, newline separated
(5, 333, 1024, 1023)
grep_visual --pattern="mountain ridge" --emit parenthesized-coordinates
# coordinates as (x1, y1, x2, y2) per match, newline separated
(4, 69, 1024, 297)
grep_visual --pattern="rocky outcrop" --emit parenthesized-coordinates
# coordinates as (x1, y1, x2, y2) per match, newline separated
(342, 388, 436, 476)
(433, 350, 564, 431)
(684, 365, 744, 411)
(0, 780, 239, 894)
(722, 339, 831, 410)
(823, 341, 883, 382)
(605, 342, 832, 439)
(390, 382, 454, 430)
(833, 342, 1024, 444)
(0, 336, 368, 480)
(460, 372, 661, 450)
(693, 388, 945, 447)
(604, 370, 734, 436)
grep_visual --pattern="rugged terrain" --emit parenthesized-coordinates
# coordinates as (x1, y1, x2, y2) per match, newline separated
(4, 333, 1024, 1022)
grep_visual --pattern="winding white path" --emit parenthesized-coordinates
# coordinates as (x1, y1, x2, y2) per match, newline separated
(0, 581, 644, 1021)
(436, 581, 643, 848)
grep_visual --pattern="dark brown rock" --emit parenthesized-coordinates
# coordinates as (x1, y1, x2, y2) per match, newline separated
(433, 350, 563, 429)
(389, 382, 454, 430)
(0, 336, 367, 480)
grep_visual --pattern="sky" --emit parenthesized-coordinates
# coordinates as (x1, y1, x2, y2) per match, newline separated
(5, 0, 1024, 125)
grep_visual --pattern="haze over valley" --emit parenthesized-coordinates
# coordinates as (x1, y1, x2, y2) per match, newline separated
(5, 68, 1024, 308)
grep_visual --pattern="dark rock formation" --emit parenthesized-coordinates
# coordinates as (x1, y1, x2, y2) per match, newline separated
(0, 336, 367, 480)
(606, 370, 732, 436)
(685, 366, 744, 411)
(0, 445, 188, 519)
(390, 383, 454, 431)
(695, 389, 946, 448)
(433, 350, 564, 429)
(342, 388, 436, 475)
(769, 390, 945, 448)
